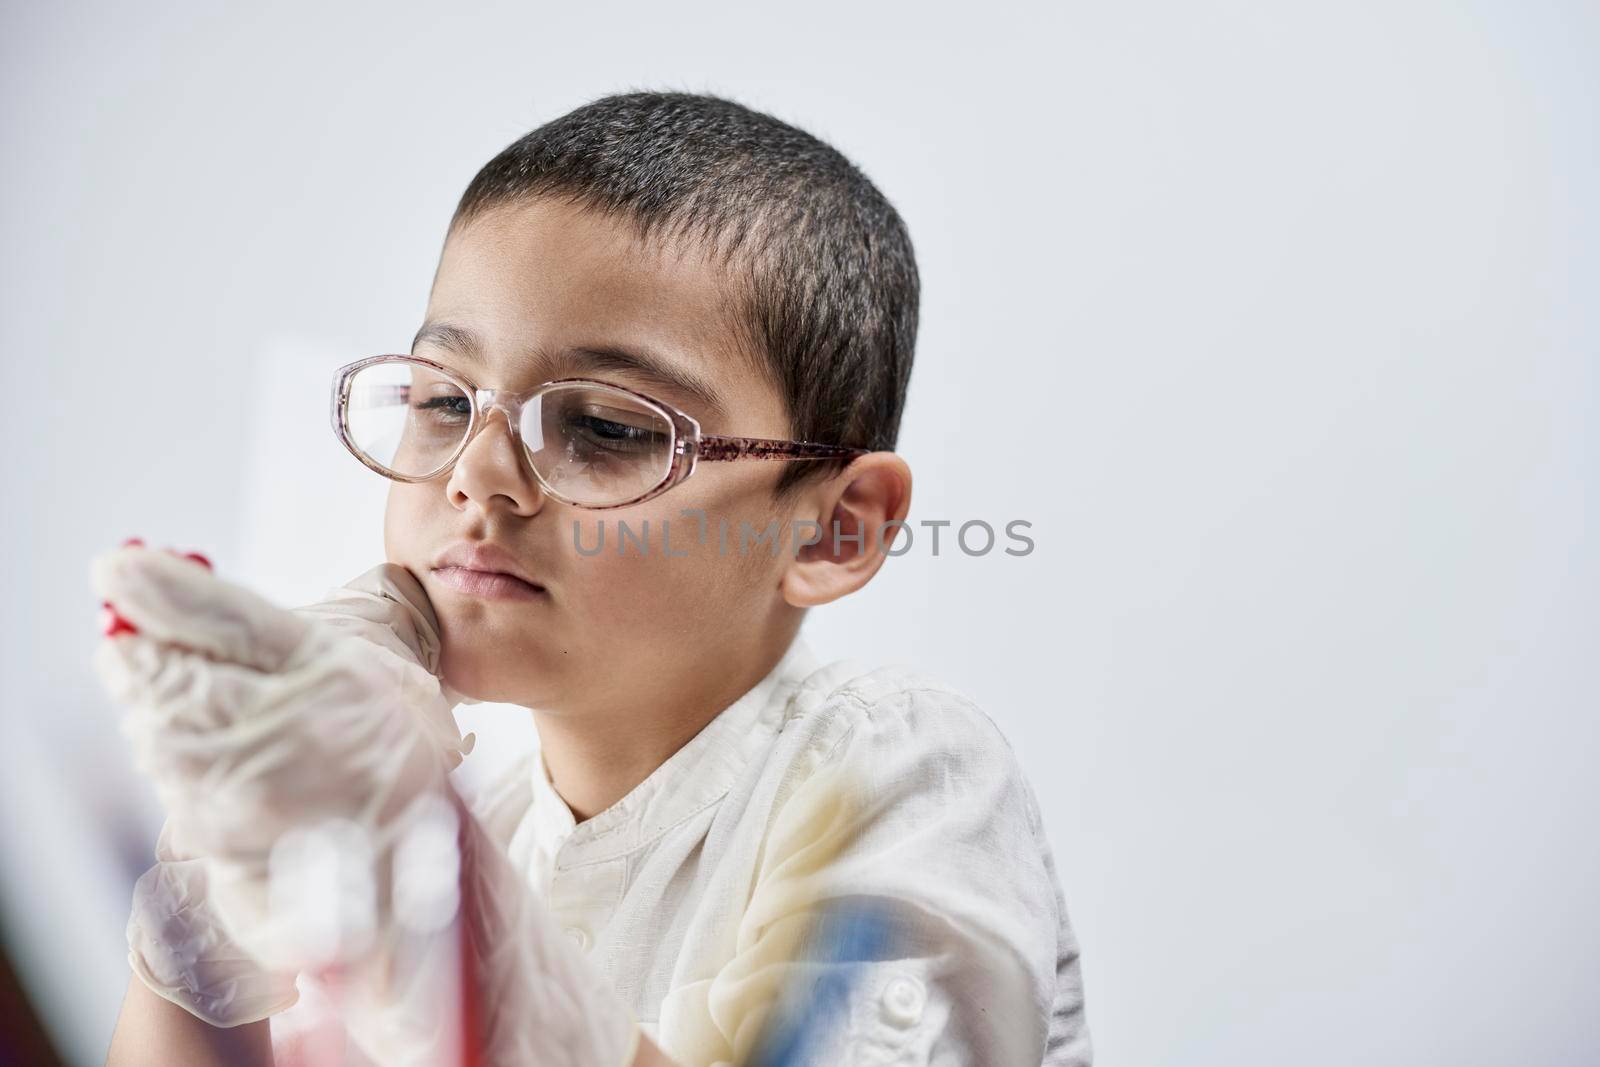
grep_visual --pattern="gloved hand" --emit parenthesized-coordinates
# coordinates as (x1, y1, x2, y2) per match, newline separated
(104, 553, 475, 1027)
(93, 545, 642, 1066)
(124, 815, 302, 1027)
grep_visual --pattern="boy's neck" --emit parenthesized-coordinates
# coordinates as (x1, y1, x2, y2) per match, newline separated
(533, 633, 798, 823)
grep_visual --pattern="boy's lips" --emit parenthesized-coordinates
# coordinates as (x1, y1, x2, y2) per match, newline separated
(430, 541, 546, 601)
(432, 566, 545, 601)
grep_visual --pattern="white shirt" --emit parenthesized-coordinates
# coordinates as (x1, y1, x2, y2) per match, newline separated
(465, 635, 1093, 1066)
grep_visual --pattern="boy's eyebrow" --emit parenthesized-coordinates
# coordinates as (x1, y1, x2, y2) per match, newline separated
(411, 320, 727, 422)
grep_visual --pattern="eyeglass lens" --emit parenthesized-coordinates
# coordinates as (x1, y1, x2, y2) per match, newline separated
(343, 360, 676, 506)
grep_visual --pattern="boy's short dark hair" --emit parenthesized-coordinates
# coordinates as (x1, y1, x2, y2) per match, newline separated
(449, 90, 920, 498)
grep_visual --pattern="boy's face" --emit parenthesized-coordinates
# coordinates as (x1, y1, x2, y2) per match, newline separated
(384, 197, 805, 715)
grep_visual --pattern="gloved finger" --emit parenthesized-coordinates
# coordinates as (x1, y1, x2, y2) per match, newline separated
(294, 563, 444, 675)
(91, 546, 309, 672)
(93, 635, 271, 737)
(93, 632, 202, 716)
(97, 623, 470, 782)
(93, 637, 316, 840)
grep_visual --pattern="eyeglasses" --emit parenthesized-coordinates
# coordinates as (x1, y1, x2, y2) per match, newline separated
(330, 354, 869, 509)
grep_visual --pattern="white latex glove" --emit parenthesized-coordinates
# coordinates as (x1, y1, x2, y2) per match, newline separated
(93, 546, 641, 1066)
(113, 559, 469, 1028)
(124, 816, 301, 1027)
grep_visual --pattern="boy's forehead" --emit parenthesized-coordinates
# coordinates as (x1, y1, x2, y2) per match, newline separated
(416, 199, 771, 425)
(432, 198, 742, 364)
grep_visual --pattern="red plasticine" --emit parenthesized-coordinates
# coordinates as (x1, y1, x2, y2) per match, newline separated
(101, 603, 138, 637)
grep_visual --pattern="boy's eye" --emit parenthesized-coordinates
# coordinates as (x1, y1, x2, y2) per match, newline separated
(414, 395, 472, 420)
(563, 411, 665, 455)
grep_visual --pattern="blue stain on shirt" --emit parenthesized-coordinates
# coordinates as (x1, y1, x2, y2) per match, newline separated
(744, 899, 901, 1067)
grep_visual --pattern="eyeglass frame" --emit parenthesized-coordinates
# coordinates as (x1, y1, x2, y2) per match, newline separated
(330, 353, 871, 510)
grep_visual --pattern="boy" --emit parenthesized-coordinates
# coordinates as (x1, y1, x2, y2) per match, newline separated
(96, 90, 1092, 1065)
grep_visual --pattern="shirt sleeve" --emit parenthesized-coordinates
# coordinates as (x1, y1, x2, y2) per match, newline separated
(690, 685, 1091, 1067)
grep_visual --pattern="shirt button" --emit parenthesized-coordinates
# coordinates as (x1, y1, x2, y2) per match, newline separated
(564, 925, 591, 952)
(880, 974, 925, 1028)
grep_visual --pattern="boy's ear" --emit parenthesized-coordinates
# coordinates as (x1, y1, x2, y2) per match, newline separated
(781, 452, 913, 608)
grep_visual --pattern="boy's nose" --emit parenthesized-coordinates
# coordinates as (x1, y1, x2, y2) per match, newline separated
(445, 406, 546, 518)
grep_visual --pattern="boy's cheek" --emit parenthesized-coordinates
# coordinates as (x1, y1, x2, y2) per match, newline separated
(382, 485, 458, 605)
(382, 482, 430, 562)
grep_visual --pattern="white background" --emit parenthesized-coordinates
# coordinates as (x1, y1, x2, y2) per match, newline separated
(2, 2, 1596, 1064)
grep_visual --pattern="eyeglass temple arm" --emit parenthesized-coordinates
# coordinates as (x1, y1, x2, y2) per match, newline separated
(695, 435, 870, 462)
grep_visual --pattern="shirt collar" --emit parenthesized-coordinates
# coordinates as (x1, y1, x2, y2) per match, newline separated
(528, 634, 823, 867)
